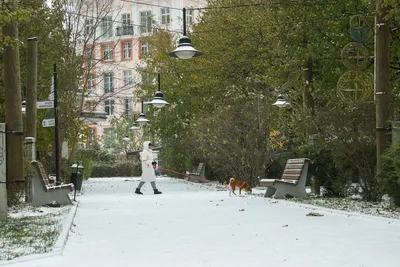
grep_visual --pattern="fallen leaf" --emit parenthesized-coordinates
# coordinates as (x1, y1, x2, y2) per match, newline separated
(306, 212, 324, 217)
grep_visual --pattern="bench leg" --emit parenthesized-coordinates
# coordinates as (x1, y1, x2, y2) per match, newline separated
(273, 184, 308, 199)
(31, 189, 72, 206)
(51, 190, 72, 205)
(264, 186, 276, 197)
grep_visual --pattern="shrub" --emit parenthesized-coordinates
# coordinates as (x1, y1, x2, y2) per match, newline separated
(379, 143, 400, 207)
(91, 160, 141, 177)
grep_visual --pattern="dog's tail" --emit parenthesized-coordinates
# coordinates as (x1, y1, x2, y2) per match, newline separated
(229, 177, 235, 183)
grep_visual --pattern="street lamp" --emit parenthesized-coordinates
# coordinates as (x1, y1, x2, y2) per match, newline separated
(169, 8, 202, 59)
(130, 121, 140, 131)
(145, 73, 169, 108)
(272, 94, 291, 108)
(136, 101, 149, 125)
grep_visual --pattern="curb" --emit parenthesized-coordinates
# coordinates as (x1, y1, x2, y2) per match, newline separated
(53, 202, 79, 254)
(0, 202, 79, 266)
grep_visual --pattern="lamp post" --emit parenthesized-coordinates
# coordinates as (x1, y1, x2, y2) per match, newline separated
(169, 8, 202, 59)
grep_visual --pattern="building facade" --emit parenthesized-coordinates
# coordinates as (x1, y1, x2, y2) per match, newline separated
(81, 0, 206, 146)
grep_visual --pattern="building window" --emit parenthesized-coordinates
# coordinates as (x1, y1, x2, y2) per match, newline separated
(86, 47, 94, 69)
(161, 8, 170, 25)
(141, 72, 153, 87)
(85, 19, 94, 35)
(104, 128, 116, 147)
(103, 72, 114, 93)
(122, 13, 130, 25)
(88, 74, 95, 89)
(102, 45, 113, 61)
(117, 13, 133, 36)
(104, 100, 115, 115)
(101, 16, 113, 38)
(140, 41, 150, 57)
(140, 11, 152, 34)
(123, 42, 131, 59)
(124, 98, 133, 116)
(86, 101, 95, 111)
(88, 128, 96, 146)
(123, 70, 132, 87)
(186, 9, 194, 25)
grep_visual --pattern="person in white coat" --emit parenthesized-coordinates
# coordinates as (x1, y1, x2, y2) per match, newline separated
(135, 141, 162, 195)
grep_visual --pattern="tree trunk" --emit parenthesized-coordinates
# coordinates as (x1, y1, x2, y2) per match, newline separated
(3, 0, 25, 203)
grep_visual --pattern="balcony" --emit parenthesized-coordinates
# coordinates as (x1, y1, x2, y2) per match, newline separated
(116, 25, 134, 36)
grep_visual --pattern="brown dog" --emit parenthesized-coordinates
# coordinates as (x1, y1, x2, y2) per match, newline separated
(229, 178, 252, 196)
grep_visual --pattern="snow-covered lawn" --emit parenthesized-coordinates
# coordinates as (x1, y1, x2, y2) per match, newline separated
(0, 205, 70, 261)
(2, 177, 400, 267)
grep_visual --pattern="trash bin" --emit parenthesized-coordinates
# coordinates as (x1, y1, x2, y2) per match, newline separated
(70, 172, 83, 191)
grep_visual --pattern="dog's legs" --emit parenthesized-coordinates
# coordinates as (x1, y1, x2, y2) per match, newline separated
(231, 185, 236, 196)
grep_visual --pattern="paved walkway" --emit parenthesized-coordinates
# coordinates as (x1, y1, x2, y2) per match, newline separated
(8, 177, 400, 267)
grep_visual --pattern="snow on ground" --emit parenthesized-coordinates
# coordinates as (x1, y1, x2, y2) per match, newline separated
(1, 205, 70, 261)
(3, 177, 400, 267)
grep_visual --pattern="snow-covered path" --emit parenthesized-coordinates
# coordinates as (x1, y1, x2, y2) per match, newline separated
(9, 177, 400, 267)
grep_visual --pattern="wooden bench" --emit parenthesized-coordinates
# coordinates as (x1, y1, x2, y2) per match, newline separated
(185, 163, 206, 182)
(29, 160, 74, 206)
(259, 158, 310, 199)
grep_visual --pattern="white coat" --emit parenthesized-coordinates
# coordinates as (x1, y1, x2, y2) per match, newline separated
(139, 141, 156, 182)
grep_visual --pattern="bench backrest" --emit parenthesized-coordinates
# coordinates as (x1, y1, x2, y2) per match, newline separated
(281, 158, 310, 184)
(195, 163, 204, 175)
(31, 160, 50, 188)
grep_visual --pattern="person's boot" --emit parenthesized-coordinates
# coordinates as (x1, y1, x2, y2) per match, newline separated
(154, 189, 162, 194)
(135, 188, 143, 195)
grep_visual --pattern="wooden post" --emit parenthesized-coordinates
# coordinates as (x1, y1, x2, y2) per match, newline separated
(0, 124, 7, 220)
(375, 1, 391, 168)
(2, 0, 25, 197)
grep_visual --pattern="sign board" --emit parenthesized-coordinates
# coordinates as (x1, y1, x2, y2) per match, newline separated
(37, 101, 54, 109)
(42, 118, 55, 127)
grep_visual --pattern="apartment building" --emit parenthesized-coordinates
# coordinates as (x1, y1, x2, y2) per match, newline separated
(81, 0, 207, 146)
